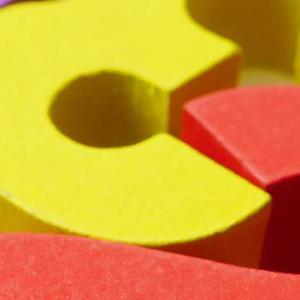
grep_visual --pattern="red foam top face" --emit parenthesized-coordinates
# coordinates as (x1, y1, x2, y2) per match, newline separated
(0, 234, 299, 299)
(182, 85, 300, 188)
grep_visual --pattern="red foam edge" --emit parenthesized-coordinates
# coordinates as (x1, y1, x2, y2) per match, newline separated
(0, 233, 299, 299)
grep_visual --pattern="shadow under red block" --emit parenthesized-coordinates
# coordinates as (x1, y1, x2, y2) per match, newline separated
(157, 204, 270, 269)
(262, 176, 300, 273)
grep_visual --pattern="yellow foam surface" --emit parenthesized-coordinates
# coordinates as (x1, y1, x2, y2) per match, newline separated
(0, 132, 270, 245)
(0, 0, 238, 90)
(0, 0, 269, 246)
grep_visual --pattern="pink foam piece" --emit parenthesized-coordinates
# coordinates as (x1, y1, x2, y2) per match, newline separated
(0, 233, 299, 299)
(0, 0, 13, 6)
(182, 85, 300, 273)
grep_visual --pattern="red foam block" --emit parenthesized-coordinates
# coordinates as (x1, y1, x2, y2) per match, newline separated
(182, 85, 300, 273)
(0, 233, 300, 299)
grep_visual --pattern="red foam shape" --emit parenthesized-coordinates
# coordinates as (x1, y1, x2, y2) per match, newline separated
(182, 85, 300, 273)
(0, 233, 300, 299)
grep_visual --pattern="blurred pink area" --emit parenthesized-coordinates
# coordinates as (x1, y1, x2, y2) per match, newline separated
(0, 0, 13, 6)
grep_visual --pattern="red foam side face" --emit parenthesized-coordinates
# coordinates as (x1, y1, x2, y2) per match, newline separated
(0, 234, 300, 299)
(181, 85, 300, 273)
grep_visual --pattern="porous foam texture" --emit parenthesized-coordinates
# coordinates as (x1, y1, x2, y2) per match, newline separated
(0, 0, 270, 267)
(0, 234, 299, 300)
